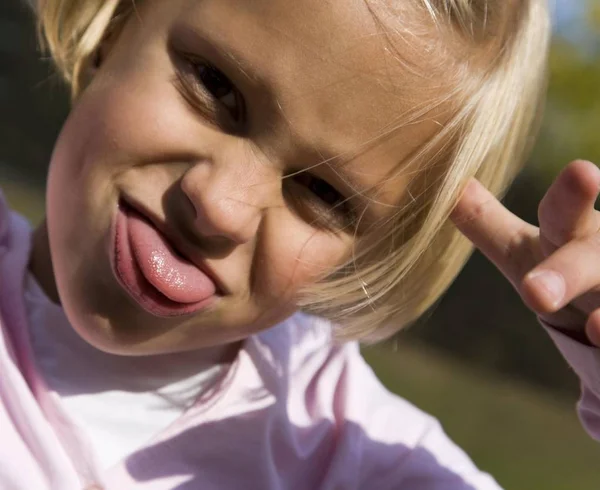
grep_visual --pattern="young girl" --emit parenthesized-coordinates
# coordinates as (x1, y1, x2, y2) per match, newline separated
(2, 0, 599, 488)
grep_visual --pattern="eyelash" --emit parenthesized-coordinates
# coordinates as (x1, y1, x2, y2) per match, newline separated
(286, 172, 356, 231)
(175, 53, 245, 128)
(174, 53, 355, 231)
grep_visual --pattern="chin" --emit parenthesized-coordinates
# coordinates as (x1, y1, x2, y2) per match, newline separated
(56, 288, 156, 356)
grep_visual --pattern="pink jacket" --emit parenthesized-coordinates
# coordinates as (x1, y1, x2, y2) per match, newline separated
(1, 193, 599, 489)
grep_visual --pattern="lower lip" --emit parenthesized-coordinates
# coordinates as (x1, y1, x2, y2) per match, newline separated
(112, 203, 218, 317)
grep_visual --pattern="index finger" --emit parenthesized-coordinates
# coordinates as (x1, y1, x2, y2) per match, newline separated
(451, 178, 538, 286)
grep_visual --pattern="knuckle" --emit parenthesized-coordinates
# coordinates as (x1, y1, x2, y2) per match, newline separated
(464, 199, 487, 222)
(452, 196, 488, 228)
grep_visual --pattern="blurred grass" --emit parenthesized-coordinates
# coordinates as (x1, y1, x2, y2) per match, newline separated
(3, 181, 599, 489)
(1, 177, 45, 224)
(363, 343, 600, 490)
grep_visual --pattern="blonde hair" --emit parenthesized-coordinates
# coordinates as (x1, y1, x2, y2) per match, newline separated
(37, 0, 550, 342)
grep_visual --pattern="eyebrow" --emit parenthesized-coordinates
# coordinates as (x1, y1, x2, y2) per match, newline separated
(170, 22, 265, 87)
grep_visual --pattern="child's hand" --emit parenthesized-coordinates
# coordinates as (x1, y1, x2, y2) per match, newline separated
(451, 160, 600, 348)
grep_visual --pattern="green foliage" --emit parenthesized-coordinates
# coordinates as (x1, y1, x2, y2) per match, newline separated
(588, 0, 600, 33)
(531, 19, 600, 184)
(363, 343, 600, 490)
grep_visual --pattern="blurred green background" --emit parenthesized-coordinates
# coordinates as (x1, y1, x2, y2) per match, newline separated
(1, 1, 599, 488)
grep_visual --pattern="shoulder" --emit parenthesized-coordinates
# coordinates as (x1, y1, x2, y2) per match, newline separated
(283, 313, 434, 426)
(0, 190, 32, 259)
(268, 312, 438, 443)
(271, 313, 501, 488)
(0, 191, 11, 249)
(0, 190, 33, 326)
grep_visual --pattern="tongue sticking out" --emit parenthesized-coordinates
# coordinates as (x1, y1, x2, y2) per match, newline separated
(127, 210, 216, 304)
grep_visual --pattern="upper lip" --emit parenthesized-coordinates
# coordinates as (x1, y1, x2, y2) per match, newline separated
(119, 197, 228, 296)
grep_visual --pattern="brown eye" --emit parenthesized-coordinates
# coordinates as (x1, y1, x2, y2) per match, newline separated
(288, 172, 356, 231)
(192, 61, 241, 120)
(295, 173, 345, 208)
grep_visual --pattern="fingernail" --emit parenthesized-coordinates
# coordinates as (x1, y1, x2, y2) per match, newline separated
(527, 270, 565, 308)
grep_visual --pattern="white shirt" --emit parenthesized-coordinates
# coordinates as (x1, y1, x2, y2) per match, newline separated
(25, 273, 226, 469)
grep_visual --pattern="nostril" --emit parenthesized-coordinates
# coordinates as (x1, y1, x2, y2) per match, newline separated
(182, 191, 259, 244)
(179, 165, 265, 244)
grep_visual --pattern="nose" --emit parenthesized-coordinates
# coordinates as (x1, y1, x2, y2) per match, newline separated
(179, 160, 276, 245)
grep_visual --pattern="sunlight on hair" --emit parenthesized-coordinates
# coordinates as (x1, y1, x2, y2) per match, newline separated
(300, 0, 550, 342)
(38, 0, 131, 95)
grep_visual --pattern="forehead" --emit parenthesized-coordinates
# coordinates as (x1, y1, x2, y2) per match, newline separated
(145, 0, 446, 194)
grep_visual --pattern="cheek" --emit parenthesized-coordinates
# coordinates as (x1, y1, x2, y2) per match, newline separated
(258, 217, 350, 303)
(45, 72, 185, 237)
(58, 82, 198, 175)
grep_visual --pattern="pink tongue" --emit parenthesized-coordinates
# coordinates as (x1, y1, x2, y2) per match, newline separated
(127, 211, 216, 304)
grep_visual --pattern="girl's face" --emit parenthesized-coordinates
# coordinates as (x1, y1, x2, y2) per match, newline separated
(35, 0, 438, 355)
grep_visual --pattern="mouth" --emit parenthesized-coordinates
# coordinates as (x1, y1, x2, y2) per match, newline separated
(112, 200, 221, 317)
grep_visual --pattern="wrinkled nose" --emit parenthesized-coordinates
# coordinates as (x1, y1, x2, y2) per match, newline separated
(180, 162, 274, 245)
